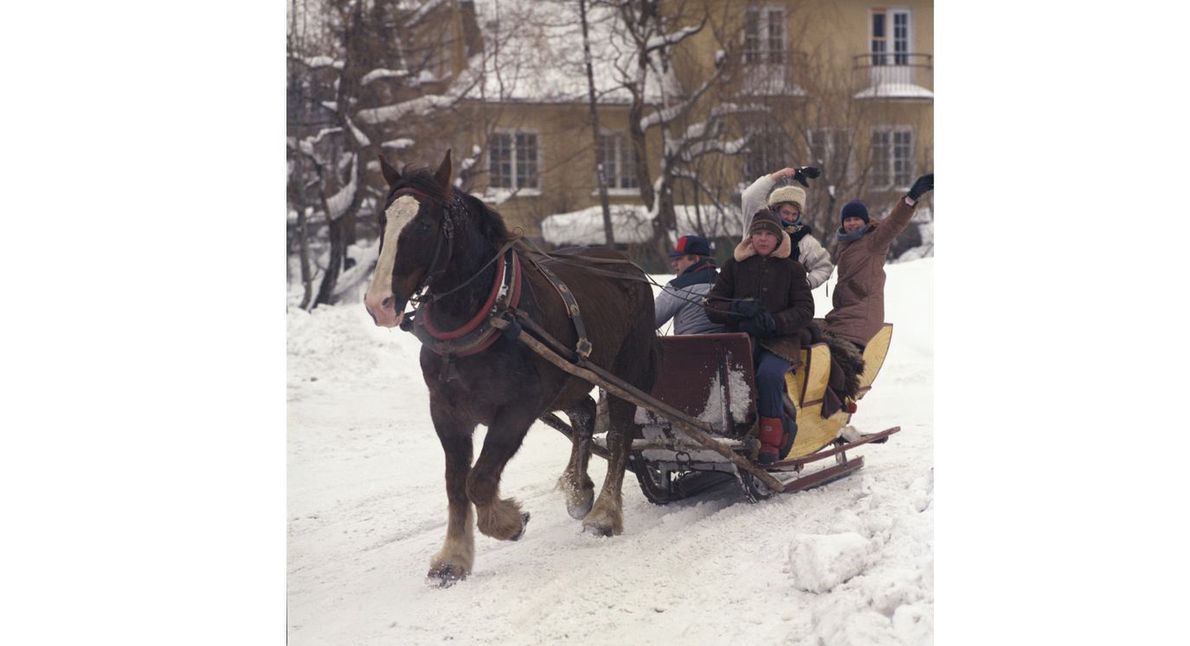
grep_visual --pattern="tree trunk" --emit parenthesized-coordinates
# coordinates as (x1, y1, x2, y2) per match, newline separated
(579, 0, 615, 247)
(316, 214, 346, 306)
(297, 207, 314, 310)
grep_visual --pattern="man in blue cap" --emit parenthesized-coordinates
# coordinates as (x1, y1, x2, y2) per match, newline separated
(655, 234, 727, 335)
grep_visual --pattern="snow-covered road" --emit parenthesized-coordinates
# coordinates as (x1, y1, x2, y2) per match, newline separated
(287, 259, 934, 645)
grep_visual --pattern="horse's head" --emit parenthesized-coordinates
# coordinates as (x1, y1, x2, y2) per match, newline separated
(364, 150, 454, 328)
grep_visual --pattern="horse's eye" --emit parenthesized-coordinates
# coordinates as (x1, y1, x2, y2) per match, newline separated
(416, 221, 432, 233)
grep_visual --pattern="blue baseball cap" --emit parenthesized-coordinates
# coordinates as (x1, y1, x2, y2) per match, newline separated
(668, 234, 711, 258)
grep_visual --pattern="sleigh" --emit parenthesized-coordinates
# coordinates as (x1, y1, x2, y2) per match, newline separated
(585, 324, 900, 503)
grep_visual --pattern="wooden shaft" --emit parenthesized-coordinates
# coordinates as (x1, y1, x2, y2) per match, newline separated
(538, 413, 612, 461)
(491, 317, 786, 492)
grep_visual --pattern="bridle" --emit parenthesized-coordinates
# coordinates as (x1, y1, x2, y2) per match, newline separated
(385, 186, 456, 306)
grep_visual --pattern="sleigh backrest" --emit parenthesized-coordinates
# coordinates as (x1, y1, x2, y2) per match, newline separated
(635, 333, 757, 438)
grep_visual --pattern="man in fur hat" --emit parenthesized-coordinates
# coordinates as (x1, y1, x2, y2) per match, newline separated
(741, 167, 834, 289)
(705, 210, 815, 464)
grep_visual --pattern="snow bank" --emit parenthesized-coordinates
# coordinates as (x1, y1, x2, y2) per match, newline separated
(288, 258, 934, 645)
(787, 532, 871, 592)
(541, 203, 744, 246)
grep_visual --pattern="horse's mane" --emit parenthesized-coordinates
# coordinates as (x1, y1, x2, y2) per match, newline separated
(396, 165, 512, 246)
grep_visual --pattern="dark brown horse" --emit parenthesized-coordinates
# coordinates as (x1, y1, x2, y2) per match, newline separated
(363, 151, 660, 585)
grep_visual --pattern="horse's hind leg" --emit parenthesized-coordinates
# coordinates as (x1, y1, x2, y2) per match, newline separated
(581, 393, 632, 536)
(467, 406, 537, 541)
(427, 407, 476, 586)
(558, 395, 596, 519)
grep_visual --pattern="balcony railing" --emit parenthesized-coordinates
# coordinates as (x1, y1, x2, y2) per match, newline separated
(852, 53, 933, 99)
(739, 50, 809, 97)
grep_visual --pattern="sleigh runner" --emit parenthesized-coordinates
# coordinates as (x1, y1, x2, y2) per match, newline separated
(603, 325, 896, 502)
(536, 323, 900, 503)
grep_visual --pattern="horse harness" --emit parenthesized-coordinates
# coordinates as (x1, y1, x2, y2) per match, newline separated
(404, 238, 597, 378)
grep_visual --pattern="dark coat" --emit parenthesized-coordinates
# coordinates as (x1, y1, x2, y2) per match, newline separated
(705, 244, 815, 365)
(824, 196, 918, 346)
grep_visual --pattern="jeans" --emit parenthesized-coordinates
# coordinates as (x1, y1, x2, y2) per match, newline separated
(754, 349, 792, 419)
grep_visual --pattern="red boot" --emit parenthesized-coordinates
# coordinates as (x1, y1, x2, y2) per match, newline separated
(757, 417, 785, 465)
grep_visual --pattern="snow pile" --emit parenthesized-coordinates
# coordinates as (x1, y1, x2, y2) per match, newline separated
(288, 258, 934, 645)
(541, 203, 744, 246)
(787, 532, 871, 593)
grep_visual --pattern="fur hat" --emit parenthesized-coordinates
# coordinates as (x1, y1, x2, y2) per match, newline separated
(767, 185, 807, 211)
(840, 199, 870, 224)
(668, 234, 711, 258)
(748, 209, 784, 236)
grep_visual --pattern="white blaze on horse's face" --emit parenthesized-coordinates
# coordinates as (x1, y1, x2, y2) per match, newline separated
(364, 195, 420, 328)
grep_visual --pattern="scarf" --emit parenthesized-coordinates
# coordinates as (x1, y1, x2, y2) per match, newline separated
(836, 224, 870, 242)
(669, 258, 719, 289)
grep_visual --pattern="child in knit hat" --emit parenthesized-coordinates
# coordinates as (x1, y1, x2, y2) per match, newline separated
(704, 209, 815, 464)
(740, 167, 834, 289)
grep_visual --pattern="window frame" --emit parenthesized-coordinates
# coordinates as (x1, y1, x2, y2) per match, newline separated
(744, 5, 786, 65)
(744, 124, 793, 182)
(488, 128, 542, 193)
(870, 126, 914, 190)
(870, 8, 912, 66)
(595, 131, 639, 194)
(807, 127, 852, 182)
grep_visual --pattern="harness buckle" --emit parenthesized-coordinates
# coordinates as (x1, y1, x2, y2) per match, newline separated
(575, 337, 593, 359)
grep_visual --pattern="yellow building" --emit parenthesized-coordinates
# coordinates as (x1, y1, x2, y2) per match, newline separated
(372, 0, 932, 246)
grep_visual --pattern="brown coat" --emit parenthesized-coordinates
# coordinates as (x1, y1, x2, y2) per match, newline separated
(705, 239, 815, 365)
(823, 196, 919, 347)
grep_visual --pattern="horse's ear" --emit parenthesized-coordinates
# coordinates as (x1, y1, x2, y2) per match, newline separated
(379, 155, 401, 186)
(434, 149, 453, 191)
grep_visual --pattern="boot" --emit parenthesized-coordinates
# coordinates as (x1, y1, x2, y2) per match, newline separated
(757, 417, 784, 465)
(780, 416, 798, 457)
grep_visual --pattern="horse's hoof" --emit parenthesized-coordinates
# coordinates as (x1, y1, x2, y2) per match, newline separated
(581, 518, 621, 538)
(510, 512, 531, 541)
(565, 491, 594, 520)
(426, 563, 468, 587)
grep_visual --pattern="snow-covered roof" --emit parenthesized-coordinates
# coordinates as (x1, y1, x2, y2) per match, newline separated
(463, 0, 672, 104)
(854, 83, 934, 100)
(541, 203, 744, 246)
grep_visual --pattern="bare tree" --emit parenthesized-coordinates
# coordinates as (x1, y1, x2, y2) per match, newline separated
(594, 0, 750, 260)
(287, 0, 495, 307)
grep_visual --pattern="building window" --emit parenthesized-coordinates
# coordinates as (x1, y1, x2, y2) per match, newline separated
(871, 9, 911, 66)
(808, 128, 850, 178)
(744, 126, 792, 181)
(596, 133, 638, 190)
(489, 131, 539, 190)
(744, 6, 785, 64)
(870, 127, 913, 189)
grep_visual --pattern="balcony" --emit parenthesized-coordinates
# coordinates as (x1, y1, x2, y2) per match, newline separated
(852, 53, 933, 100)
(739, 51, 809, 97)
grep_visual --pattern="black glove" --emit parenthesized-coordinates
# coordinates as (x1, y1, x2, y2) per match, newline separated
(740, 309, 777, 337)
(731, 299, 762, 318)
(907, 173, 933, 200)
(792, 166, 821, 187)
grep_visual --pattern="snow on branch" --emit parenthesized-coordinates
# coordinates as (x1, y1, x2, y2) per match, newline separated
(638, 72, 721, 131)
(356, 94, 458, 125)
(644, 22, 704, 53)
(343, 112, 370, 147)
(361, 68, 409, 86)
(325, 156, 358, 221)
(300, 55, 344, 70)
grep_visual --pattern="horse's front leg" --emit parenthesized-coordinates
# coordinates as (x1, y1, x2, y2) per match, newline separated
(467, 405, 538, 541)
(582, 394, 633, 537)
(558, 395, 596, 519)
(427, 406, 476, 587)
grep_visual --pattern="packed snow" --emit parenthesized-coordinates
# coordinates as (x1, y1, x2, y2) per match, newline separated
(288, 258, 934, 645)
